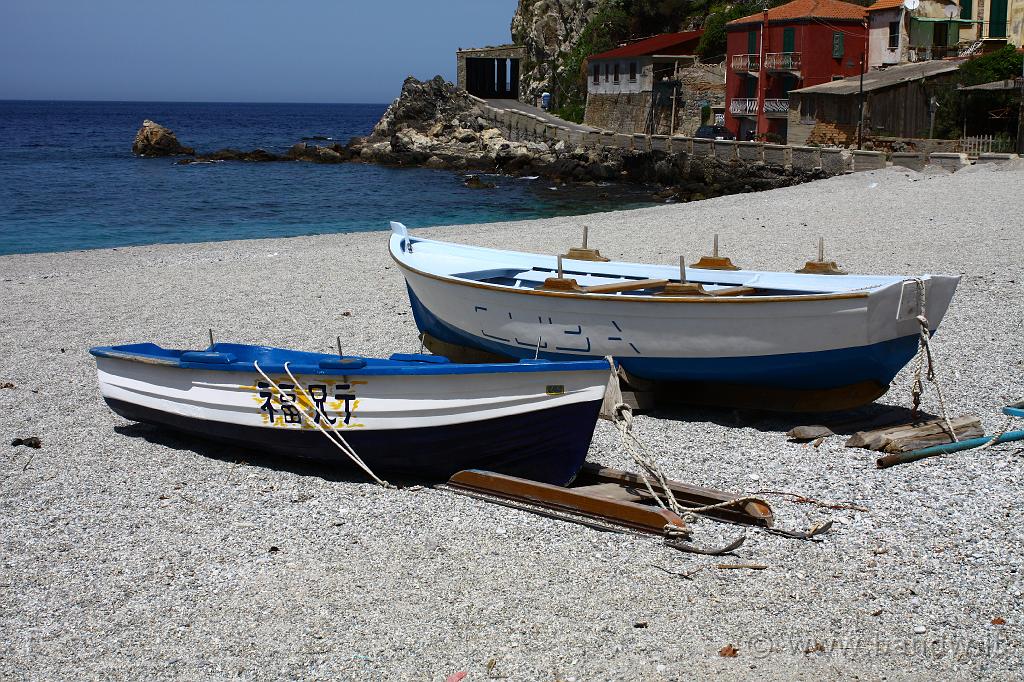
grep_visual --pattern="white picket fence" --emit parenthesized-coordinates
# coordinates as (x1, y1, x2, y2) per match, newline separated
(959, 135, 1010, 156)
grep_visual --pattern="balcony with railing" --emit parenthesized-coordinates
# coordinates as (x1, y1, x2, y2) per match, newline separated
(729, 97, 790, 117)
(763, 98, 789, 117)
(730, 54, 760, 72)
(730, 98, 758, 117)
(765, 52, 801, 73)
(907, 44, 960, 61)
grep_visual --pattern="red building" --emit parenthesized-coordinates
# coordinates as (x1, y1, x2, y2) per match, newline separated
(724, 0, 868, 141)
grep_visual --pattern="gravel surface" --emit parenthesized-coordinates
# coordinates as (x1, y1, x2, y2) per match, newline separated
(2, 162, 1022, 681)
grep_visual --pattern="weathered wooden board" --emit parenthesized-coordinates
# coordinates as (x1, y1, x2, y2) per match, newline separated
(846, 415, 982, 453)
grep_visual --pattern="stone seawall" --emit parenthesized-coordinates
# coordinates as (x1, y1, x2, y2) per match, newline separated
(462, 94, 974, 176)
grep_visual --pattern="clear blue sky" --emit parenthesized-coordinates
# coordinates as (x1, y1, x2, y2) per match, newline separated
(0, 0, 519, 103)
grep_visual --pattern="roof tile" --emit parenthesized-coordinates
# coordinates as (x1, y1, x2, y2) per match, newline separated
(728, 0, 866, 26)
(866, 0, 905, 11)
(589, 31, 704, 60)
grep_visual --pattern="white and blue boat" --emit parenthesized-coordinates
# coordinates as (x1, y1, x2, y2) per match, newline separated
(90, 343, 610, 485)
(388, 223, 960, 411)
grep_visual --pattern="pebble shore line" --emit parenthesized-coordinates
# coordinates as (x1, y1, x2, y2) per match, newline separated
(1, 162, 1022, 680)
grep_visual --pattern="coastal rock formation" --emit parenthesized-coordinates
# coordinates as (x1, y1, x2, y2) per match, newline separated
(511, 0, 600, 104)
(132, 120, 195, 157)
(138, 74, 823, 202)
(173, 141, 354, 165)
(347, 76, 821, 201)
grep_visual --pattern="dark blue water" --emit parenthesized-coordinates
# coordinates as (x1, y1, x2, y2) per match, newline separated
(0, 101, 654, 256)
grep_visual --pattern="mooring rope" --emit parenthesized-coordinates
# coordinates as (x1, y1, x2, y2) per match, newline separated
(252, 360, 391, 487)
(601, 358, 838, 542)
(909, 278, 959, 442)
(610, 401, 768, 534)
(600, 357, 767, 535)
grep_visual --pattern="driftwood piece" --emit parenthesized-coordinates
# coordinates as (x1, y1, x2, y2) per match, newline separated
(845, 415, 982, 453)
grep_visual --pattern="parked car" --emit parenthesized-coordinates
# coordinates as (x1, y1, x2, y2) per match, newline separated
(694, 125, 736, 141)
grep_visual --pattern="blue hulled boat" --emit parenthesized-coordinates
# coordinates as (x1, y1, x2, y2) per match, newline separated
(90, 343, 610, 485)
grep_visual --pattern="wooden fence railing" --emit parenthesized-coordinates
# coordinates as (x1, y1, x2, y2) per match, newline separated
(959, 135, 1013, 156)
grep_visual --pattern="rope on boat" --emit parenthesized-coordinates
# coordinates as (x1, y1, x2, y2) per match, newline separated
(602, 358, 766, 537)
(603, 358, 834, 541)
(611, 401, 769, 534)
(252, 360, 392, 488)
(908, 278, 959, 442)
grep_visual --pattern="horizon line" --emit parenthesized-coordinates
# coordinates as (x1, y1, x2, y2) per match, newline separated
(0, 97, 392, 106)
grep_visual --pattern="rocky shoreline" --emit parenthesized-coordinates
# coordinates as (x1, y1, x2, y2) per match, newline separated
(133, 76, 825, 202)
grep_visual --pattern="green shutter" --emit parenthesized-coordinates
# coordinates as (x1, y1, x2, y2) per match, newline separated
(989, 0, 1007, 37)
(959, 0, 972, 20)
(832, 32, 844, 58)
(782, 27, 795, 53)
(748, 30, 757, 54)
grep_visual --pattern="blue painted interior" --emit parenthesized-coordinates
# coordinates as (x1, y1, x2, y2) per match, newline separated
(407, 285, 920, 389)
(89, 342, 608, 376)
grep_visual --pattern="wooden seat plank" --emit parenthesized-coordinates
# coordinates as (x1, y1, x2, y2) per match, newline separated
(583, 278, 669, 294)
(707, 285, 756, 297)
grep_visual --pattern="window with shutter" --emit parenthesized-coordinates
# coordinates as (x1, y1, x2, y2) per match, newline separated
(832, 32, 844, 58)
(989, 0, 1007, 37)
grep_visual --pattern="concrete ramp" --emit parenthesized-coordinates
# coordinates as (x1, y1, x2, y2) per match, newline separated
(486, 99, 596, 133)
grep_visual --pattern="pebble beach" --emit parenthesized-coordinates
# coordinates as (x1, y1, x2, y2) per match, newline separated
(1, 162, 1023, 680)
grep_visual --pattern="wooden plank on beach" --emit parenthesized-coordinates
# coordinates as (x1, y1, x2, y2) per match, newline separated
(845, 415, 983, 453)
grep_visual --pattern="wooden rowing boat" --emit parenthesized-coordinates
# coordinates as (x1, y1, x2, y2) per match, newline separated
(91, 342, 609, 485)
(388, 222, 960, 411)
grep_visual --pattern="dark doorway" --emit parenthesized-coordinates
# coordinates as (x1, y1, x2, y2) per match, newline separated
(465, 58, 520, 99)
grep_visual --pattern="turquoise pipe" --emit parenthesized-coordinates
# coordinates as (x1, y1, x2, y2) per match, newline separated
(876, 429, 1024, 468)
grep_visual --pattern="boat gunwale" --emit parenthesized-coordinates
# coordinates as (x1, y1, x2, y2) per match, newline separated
(389, 241, 875, 305)
(90, 345, 610, 377)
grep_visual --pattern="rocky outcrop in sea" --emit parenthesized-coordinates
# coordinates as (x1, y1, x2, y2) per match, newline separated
(132, 120, 195, 157)
(130, 121, 355, 165)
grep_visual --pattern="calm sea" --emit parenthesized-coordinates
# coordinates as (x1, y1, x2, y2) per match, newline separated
(0, 101, 655, 256)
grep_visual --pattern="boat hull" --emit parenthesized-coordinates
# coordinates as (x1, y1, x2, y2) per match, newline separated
(94, 352, 608, 486)
(103, 396, 600, 485)
(407, 282, 924, 390)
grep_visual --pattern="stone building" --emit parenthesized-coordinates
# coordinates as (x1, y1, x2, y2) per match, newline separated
(583, 31, 725, 135)
(867, 0, 973, 67)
